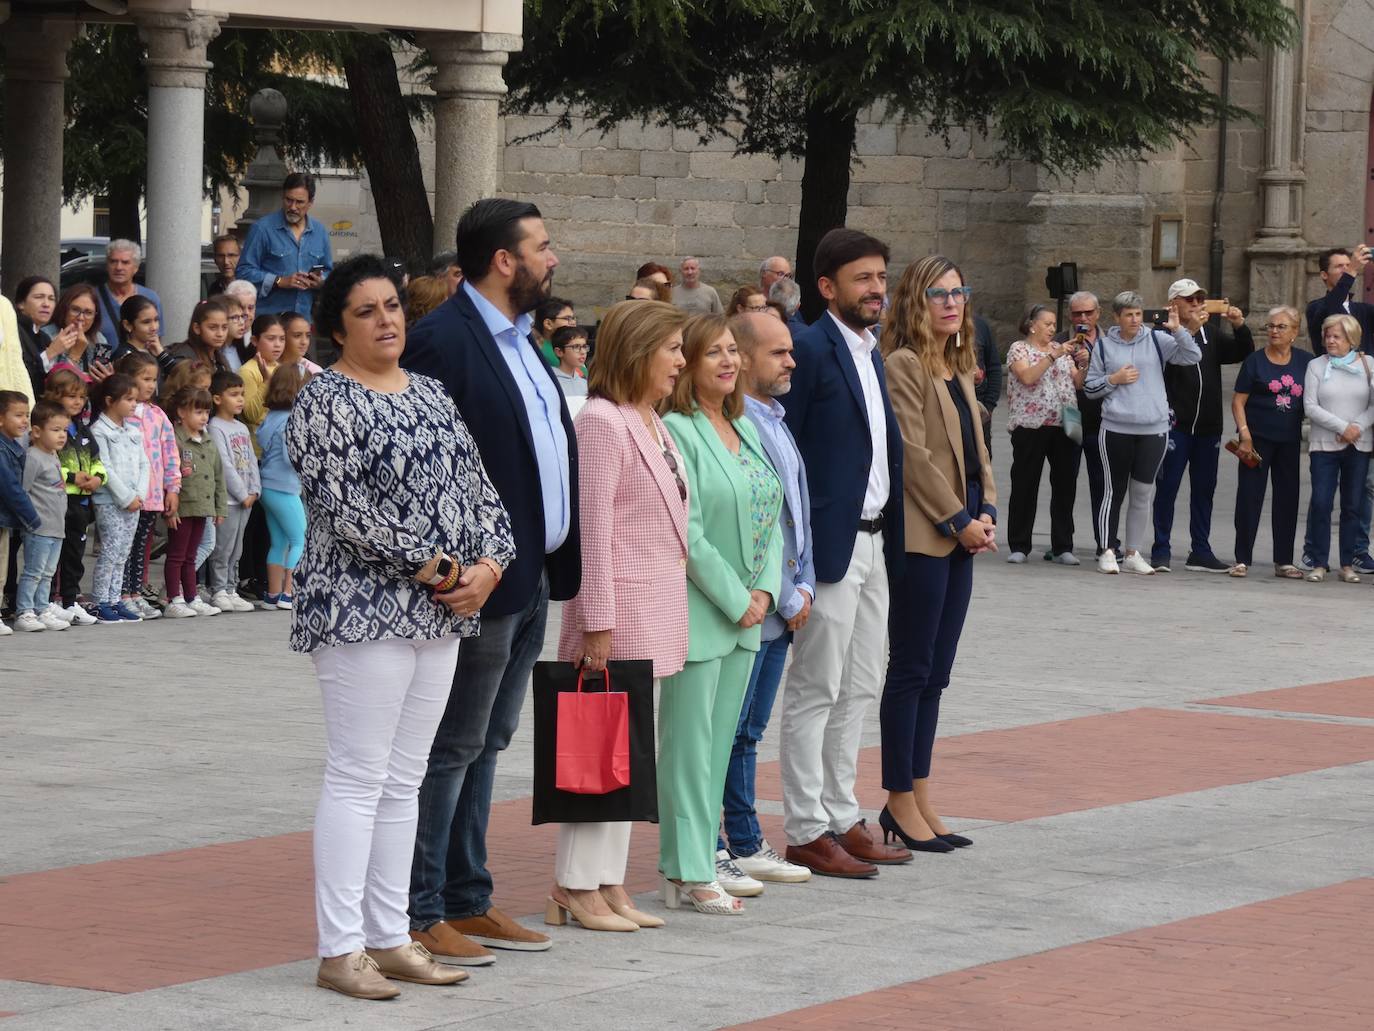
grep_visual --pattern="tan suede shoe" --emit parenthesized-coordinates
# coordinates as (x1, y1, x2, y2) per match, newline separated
(447, 907, 552, 951)
(410, 921, 496, 967)
(316, 951, 400, 1000)
(366, 942, 470, 985)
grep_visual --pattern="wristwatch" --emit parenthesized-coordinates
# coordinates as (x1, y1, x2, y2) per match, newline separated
(426, 555, 455, 586)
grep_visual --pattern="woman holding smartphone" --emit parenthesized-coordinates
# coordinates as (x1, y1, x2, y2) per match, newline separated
(41, 284, 116, 382)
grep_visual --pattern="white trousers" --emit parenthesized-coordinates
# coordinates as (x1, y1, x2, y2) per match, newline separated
(779, 530, 889, 846)
(313, 634, 461, 957)
(554, 822, 633, 890)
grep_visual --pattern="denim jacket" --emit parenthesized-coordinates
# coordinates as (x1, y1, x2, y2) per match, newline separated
(0, 434, 40, 532)
(234, 209, 334, 316)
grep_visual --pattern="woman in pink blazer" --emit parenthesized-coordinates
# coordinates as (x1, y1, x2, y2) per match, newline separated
(549, 300, 691, 932)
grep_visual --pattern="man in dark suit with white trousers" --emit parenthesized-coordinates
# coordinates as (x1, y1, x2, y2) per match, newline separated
(779, 228, 911, 878)
(402, 199, 581, 964)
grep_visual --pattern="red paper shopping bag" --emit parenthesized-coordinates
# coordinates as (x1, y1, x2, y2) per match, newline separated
(555, 668, 631, 795)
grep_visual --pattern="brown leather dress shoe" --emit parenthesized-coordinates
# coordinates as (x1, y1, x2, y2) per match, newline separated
(785, 833, 879, 878)
(411, 921, 496, 966)
(838, 819, 912, 864)
(447, 906, 553, 951)
(366, 942, 469, 985)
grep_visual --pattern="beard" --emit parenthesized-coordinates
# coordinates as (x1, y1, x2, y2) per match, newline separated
(837, 292, 883, 330)
(765, 376, 792, 397)
(511, 262, 553, 315)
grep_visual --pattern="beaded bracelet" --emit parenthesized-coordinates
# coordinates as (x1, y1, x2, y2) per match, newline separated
(433, 565, 463, 593)
(475, 557, 503, 585)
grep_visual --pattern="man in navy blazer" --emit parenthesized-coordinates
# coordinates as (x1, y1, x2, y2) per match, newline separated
(403, 199, 580, 961)
(778, 228, 909, 878)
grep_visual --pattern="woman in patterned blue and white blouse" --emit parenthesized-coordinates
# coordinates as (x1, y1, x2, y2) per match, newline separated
(287, 254, 516, 1002)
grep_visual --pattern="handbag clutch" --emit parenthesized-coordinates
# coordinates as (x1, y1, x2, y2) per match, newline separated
(1225, 438, 1261, 468)
(1060, 404, 1083, 444)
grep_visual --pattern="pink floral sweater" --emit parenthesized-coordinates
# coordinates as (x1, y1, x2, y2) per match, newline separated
(128, 401, 181, 512)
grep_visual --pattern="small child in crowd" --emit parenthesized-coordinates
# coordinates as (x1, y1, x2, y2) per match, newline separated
(88, 374, 150, 624)
(207, 370, 260, 613)
(47, 369, 103, 625)
(240, 316, 285, 440)
(0, 390, 41, 636)
(550, 325, 589, 397)
(164, 387, 226, 619)
(117, 351, 180, 618)
(14, 401, 72, 633)
(160, 361, 219, 571)
(167, 299, 232, 372)
(255, 365, 308, 609)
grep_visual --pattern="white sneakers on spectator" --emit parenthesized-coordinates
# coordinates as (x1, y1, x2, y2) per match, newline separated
(15, 611, 47, 632)
(163, 598, 198, 618)
(1052, 552, 1081, 566)
(714, 849, 764, 897)
(732, 841, 811, 883)
(189, 597, 221, 617)
(134, 598, 163, 620)
(39, 608, 71, 631)
(1121, 552, 1156, 575)
(1097, 551, 1120, 574)
(61, 603, 97, 626)
(0, 619, 11, 636)
(1006, 551, 1027, 564)
(228, 592, 256, 613)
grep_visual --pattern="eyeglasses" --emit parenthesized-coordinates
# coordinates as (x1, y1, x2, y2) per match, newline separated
(69, 307, 96, 320)
(554, 314, 577, 324)
(661, 446, 688, 501)
(743, 303, 771, 312)
(229, 313, 248, 322)
(766, 269, 792, 279)
(1069, 309, 1097, 318)
(559, 343, 590, 353)
(1264, 323, 1294, 331)
(925, 286, 972, 304)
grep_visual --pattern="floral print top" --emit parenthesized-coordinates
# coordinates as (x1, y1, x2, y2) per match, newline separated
(286, 369, 516, 654)
(1005, 340, 1079, 430)
(1235, 348, 1314, 443)
(738, 443, 783, 583)
(128, 401, 180, 512)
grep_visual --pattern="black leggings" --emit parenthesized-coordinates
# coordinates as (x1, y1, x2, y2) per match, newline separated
(58, 496, 94, 607)
(122, 509, 159, 595)
(1007, 424, 1080, 555)
(1099, 430, 1167, 555)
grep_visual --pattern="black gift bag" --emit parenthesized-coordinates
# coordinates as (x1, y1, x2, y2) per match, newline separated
(531, 659, 658, 825)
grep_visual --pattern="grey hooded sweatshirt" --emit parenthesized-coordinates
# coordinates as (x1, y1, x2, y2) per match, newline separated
(1084, 324, 1201, 435)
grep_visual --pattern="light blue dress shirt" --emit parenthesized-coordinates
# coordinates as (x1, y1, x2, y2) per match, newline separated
(744, 394, 813, 621)
(234, 209, 334, 317)
(462, 281, 570, 552)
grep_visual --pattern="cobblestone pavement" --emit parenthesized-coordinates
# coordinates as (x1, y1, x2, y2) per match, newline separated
(2, 408, 1371, 1029)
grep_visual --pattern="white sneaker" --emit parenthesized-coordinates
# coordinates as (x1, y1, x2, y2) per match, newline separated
(135, 598, 163, 620)
(14, 611, 46, 633)
(228, 592, 256, 613)
(1052, 552, 1081, 566)
(163, 599, 198, 618)
(189, 597, 220, 617)
(0, 620, 11, 636)
(732, 840, 811, 883)
(210, 591, 237, 613)
(1097, 551, 1120, 574)
(43, 603, 72, 626)
(1121, 552, 1156, 575)
(63, 603, 97, 626)
(1006, 551, 1027, 564)
(38, 609, 71, 631)
(715, 848, 764, 897)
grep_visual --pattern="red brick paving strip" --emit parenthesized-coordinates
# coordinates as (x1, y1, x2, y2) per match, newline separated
(755, 707, 1374, 822)
(726, 877, 1374, 1029)
(6, 702, 1374, 993)
(1200, 676, 1374, 719)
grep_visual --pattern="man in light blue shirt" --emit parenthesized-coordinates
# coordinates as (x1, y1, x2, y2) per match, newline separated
(716, 311, 816, 885)
(234, 172, 333, 317)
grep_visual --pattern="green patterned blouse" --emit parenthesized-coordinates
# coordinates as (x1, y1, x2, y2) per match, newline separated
(737, 443, 782, 583)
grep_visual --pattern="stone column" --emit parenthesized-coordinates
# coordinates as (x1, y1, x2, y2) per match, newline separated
(420, 31, 523, 255)
(137, 10, 223, 335)
(1, 15, 79, 297)
(1247, 2, 1308, 318)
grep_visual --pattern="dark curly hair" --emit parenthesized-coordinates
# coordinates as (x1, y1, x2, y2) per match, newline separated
(315, 254, 405, 346)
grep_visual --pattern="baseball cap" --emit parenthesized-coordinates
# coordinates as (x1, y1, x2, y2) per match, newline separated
(1167, 278, 1205, 300)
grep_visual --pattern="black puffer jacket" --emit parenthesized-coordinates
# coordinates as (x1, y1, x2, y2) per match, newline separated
(1163, 315, 1253, 436)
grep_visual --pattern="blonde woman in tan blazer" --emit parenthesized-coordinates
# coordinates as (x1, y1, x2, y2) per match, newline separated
(877, 255, 998, 855)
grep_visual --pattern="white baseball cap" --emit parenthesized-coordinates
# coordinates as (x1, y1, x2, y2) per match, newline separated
(1167, 278, 1205, 300)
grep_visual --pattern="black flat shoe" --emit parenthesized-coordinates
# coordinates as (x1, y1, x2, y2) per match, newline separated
(937, 832, 973, 848)
(878, 806, 954, 853)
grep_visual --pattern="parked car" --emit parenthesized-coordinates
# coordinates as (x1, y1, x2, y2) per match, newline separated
(59, 237, 111, 266)
(59, 254, 221, 301)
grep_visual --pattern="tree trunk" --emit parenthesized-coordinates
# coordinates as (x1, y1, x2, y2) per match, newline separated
(795, 99, 859, 322)
(107, 173, 143, 245)
(341, 35, 433, 268)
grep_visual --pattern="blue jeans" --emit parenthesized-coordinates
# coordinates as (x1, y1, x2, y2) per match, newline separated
(1306, 448, 1371, 569)
(718, 632, 792, 857)
(409, 572, 549, 928)
(1350, 461, 1374, 560)
(1152, 430, 1220, 562)
(17, 534, 63, 613)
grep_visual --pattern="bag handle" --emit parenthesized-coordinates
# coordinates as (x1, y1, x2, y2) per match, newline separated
(574, 665, 613, 694)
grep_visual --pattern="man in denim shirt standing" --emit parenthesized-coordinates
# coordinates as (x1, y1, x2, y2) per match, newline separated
(235, 173, 334, 318)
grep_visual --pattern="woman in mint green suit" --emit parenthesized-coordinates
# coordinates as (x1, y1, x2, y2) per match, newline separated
(659, 313, 783, 915)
